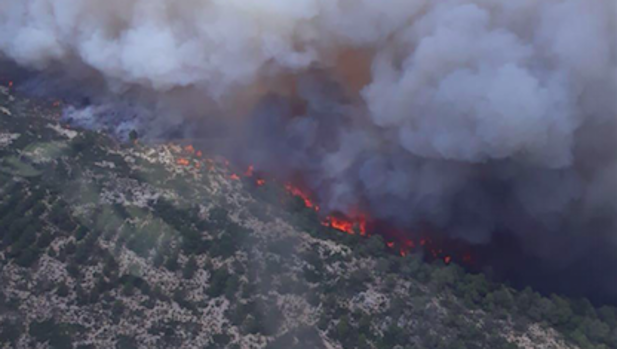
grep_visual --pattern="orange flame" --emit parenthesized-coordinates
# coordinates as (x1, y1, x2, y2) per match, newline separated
(176, 158, 190, 166)
(245, 165, 255, 177)
(239, 171, 474, 265)
(328, 217, 355, 234)
(184, 145, 195, 154)
(285, 184, 318, 210)
(321, 215, 367, 235)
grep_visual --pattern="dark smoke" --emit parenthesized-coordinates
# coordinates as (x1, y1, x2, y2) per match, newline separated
(1, 0, 616, 302)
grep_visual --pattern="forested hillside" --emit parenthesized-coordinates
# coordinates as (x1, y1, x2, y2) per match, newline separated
(1, 85, 616, 349)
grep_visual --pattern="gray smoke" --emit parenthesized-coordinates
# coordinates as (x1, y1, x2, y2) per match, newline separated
(2, 0, 616, 300)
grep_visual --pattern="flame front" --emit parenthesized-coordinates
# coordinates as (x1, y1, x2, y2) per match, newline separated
(285, 184, 319, 211)
(168, 150, 474, 266)
(176, 158, 190, 166)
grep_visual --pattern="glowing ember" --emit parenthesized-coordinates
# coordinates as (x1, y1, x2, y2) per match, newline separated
(256, 179, 266, 186)
(206, 159, 215, 171)
(245, 165, 255, 177)
(387, 242, 395, 248)
(184, 145, 195, 154)
(8, 81, 13, 88)
(444, 256, 452, 264)
(462, 253, 473, 264)
(403, 240, 415, 249)
(176, 158, 190, 166)
(230, 173, 240, 180)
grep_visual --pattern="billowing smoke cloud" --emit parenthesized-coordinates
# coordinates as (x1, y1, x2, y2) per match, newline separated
(1, 0, 616, 301)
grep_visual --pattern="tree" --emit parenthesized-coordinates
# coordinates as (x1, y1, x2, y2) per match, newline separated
(116, 335, 138, 349)
(64, 241, 76, 255)
(165, 249, 179, 272)
(182, 256, 198, 279)
(122, 278, 135, 296)
(548, 295, 573, 327)
(37, 231, 54, 248)
(0, 320, 22, 346)
(357, 334, 370, 349)
(363, 235, 386, 257)
(242, 315, 259, 334)
(493, 287, 515, 310)
(598, 306, 617, 328)
(347, 269, 371, 293)
(29, 319, 73, 349)
(153, 251, 165, 268)
(358, 314, 372, 335)
(56, 282, 70, 298)
(224, 275, 240, 299)
(129, 130, 139, 142)
(207, 268, 230, 298)
(74, 234, 97, 264)
(431, 266, 458, 290)
(15, 247, 38, 267)
(336, 316, 350, 340)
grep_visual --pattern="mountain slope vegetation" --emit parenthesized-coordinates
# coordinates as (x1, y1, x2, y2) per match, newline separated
(1, 86, 616, 349)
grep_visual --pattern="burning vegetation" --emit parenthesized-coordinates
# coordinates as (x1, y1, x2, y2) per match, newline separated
(170, 142, 472, 266)
(2, 88, 617, 349)
(169, 145, 470, 266)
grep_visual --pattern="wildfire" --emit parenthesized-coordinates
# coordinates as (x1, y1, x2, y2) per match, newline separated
(184, 145, 196, 154)
(169, 149, 475, 267)
(206, 159, 215, 171)
(176, 158, 190, 166)
(245, 165, 255, 177)
(323, 216, 355, 234)
(323, 214, 368, 236)
(283, 183, 368, 236)
(285, 184, 319, 211)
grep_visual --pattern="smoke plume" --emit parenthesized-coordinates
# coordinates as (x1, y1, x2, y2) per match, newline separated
(1, 0, 616, 301)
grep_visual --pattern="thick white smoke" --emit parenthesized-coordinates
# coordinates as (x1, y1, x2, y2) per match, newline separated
(1, 0, 616, 299)
(1, 0, 613, 161)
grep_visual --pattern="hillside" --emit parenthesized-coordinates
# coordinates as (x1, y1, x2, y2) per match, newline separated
(1, 85, 616, 349)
